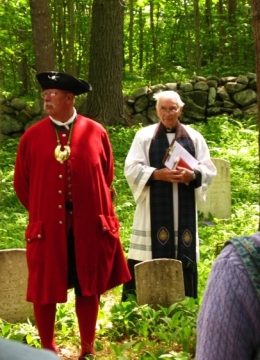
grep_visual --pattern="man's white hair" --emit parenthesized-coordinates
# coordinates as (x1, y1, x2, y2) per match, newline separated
(153, 90, 185, 108)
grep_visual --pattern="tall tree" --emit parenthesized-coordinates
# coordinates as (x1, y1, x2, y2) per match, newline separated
(128, 0, 134, 73)
(52, 0, 76, 74)
(85, 0, 125, 125)
(251, 0, 260, 231)
(217, 0, 226, 59)
(53, 0, 63, 69)
(66, 0, 76, 74)
(228, 0, 238, 59)
(29, 0, 56, 73)
(0, 0, 256, 92)
(204, 0, 213, 63)
(138, 6, 144, 70)
(184, 0, 193, 75)
(149, 0, 157, 71)
(194, 0, 201, 73)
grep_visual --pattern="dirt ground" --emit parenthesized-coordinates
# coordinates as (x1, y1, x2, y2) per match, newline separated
(56, 290, 118, 359)
(57, 344, 115, 359)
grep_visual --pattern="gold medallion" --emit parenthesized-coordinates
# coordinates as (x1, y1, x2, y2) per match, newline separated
(54, 145, 71, 164)
(54, 121, 74, 164)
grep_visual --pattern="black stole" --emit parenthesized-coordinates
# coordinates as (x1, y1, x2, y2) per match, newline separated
(149, 121, 197, 268)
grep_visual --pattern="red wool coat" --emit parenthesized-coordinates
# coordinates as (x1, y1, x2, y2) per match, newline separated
(14, 115, 131, 305)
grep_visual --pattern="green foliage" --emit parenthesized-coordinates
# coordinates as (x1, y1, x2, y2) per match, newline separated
(0, 1, 255, 94)
(54, 291, 81, 348)
(0, 139, 27, 249)
(0, 115, 259, 358)
(0, 317, 40, 348)
(100, 296, 197, 359)
(193, 116, 259, 207)
(0, 0, 33, 93)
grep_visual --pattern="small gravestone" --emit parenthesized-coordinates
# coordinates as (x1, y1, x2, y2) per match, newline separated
(0, 249, 33, 323)
(197, 158, 231, 219)
(135, 258, 185, 308)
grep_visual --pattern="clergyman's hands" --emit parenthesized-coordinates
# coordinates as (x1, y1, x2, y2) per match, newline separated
(152, 167, 194, 183)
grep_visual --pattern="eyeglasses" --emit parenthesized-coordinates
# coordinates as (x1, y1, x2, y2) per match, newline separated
(41, 90, 69, 99)
(159, 107, 179, 115)
(41, 91, 60, 98)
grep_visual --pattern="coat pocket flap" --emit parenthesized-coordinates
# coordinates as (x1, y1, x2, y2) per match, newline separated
(98, 215, 120, 234)
(25, 221, 44, 243)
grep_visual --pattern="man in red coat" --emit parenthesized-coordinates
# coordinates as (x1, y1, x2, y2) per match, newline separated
(14, 71, 131, 360)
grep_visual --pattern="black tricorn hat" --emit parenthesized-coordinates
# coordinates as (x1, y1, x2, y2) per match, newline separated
(36, 71, 92, 95)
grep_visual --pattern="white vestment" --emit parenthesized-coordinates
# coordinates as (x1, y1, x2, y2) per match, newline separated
(125, 123, 217, 262)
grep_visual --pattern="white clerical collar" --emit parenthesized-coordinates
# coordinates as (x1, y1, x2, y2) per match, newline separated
(50, 107, 77, 129)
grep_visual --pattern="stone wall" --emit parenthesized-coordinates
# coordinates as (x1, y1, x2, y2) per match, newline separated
(125, 73, 257, 126)
(0, 73, 257, 139)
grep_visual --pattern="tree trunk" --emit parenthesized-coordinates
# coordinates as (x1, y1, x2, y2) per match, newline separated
(217, 0, 226, 54)
(138, 7, 144, 70)
(128, 0, 134, 73)
(183, 0, 193, 75)
(204, 0, 213, 62)
(66, 0, 76, 74)
(53, 0, 63, 69)
(250, 0, 260, 231)
(29, 0, 56, 73)
(194, 0, 201, 73)
(228, 0, 237, 22)
(85, 0, 125, 125)
(149, 0, 157, 77)
(76, 2, 92, 76)
(228, 0, 237, 57)
(17, 28, 28, 96)
(17, 49, 28, 96)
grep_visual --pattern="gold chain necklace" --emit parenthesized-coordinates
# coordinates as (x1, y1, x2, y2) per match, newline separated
(54, 123, 74, 164)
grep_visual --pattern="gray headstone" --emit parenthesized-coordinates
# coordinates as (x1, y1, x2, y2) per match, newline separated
(135, 258, 185, 308)
(0, 249, 33, 323)
(197, 158, 231, 219)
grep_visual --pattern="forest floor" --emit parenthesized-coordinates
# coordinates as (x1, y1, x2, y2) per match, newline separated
(57, 346, 114, 359)
(56, 290, 118, 360)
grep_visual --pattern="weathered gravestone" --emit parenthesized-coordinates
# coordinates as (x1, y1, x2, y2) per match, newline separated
(0, 249, 33, 323)
(197, 158, 231, 219)
(135, 259, 185, 308)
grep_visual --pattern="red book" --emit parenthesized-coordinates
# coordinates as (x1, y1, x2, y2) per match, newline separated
(173, 156, 192, 170)
(163, 141, 199, 170)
